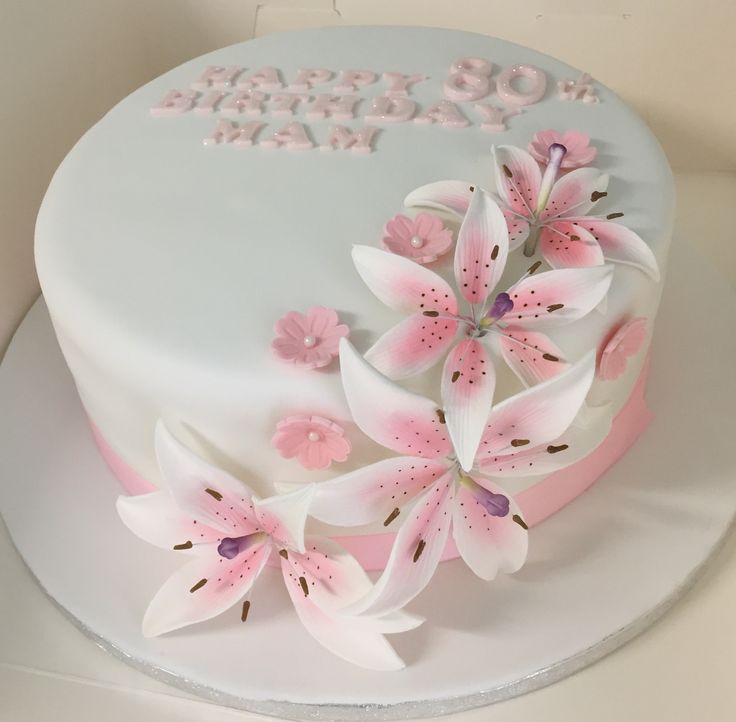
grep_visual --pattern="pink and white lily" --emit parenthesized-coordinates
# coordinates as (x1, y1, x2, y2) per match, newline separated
(117, 422, 421, 670)
(404, 142, 660, 280)
(355, 188, 612, 401)
(309, 340, 603, 617)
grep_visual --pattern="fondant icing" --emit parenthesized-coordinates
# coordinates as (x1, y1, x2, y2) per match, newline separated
(35, 26, 674, 575)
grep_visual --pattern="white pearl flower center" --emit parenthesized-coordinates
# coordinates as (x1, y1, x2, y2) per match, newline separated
(410, 235, 424, 248)
(302, 335, 317, 348)
(307, 431, 321, 442)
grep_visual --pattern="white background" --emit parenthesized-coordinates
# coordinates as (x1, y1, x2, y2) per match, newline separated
(1, 1, 735, 720)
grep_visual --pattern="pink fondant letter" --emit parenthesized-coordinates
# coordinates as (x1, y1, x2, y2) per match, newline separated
(203, 119, 264, 147)
(496, 64, 547, 106)
(364, 96, 416, 124)
(334, 69, 377, 93)
(414, 100, 469, 128)
(320, 126, 379, 154)
(382, 72, 425, 97)
(260, 122, 314, 150)
(288, 68, 333, 92)
(191, 65, 243, 90)
(306, 94, 361, 120)
(150, 89, 197, 116)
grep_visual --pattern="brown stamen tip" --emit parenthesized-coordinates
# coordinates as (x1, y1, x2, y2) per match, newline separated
(512, 514, 529, 530)
(491, 245, 499, 260)
(569, 234, 580, 241)
(547, 303, 564, 312)
(413, 539, 426, 563)
(511, 439, 530, 447)
(241, 600, 251, 622)
(423, 310, 439, 317)
(299, 576, 309, 596)
(542, 353, 560, 362)
(503, 164, 513, 178)
(451, 371, 460, 383)
(469, 185, 475, 192)
(590, 190, 608, 202)
(384, 508, 401, 527)
(279, 549, 289, 559)
(547, 444, 569, 454)
(190, 578, 207, 593)
(436, 409, 446, 424)
(173, 541, 193, 550)
(606, 212, 624, 220)
(205, 488, 223, 501)
(527, 260, 542, 274)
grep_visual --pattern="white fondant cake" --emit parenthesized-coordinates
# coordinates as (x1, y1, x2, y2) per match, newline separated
(34, 26, 674, 669)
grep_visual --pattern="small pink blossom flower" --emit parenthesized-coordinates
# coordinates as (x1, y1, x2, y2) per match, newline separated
(272, 306, 349, 369)
(272, 415, 351, 470)
(381, 212, 453, 264)
(528, 129, 597, 169)
(598, 317, 648, 381)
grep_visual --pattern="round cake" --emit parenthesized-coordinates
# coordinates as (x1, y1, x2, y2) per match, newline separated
(34, 26, 674, 669)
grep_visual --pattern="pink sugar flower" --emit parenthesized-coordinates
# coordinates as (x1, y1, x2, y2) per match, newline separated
(272, 415, 352, 470)
(598, 317, 648, 380)
(381, 212, 454, 264)
(272, 306, 349, 369)
(117, 422, 421, 670)
(529, 129, 597, 169)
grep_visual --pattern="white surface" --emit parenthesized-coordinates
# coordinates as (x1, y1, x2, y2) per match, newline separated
(2, 237, 734, 719)
(34, 26, 673, 501)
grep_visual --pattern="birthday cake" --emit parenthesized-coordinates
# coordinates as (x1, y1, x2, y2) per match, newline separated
(34, 26, 674, 670)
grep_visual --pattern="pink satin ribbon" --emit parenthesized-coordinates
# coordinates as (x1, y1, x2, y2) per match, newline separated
(93, 357, 652, 571)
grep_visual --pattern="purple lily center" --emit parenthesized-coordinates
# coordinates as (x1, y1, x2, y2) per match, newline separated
(547, 142, 567, 168)
(488, 292, 514, 321)
(474, 484, 510, 517)
(218, 534, 257, 560)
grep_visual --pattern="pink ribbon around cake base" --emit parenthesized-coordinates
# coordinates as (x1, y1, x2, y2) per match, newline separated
(91, 356, 653, 571)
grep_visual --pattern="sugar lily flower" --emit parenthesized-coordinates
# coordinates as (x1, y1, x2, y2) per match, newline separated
(355, 189, 612, 455)
(404, 142, 659, 280)
(309, 340, 606, 617)
(117, 422, 421, 671)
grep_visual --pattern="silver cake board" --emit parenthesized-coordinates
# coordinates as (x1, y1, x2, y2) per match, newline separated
(1, 238, 735, 721)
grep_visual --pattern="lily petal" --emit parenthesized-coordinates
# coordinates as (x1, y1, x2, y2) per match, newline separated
(569, 218, 660, 281)
(539, 221, 605, 269)
(403, 179, 472, 216)
(365, 312, 460, 379)
(117, 492, 223, 552)
(252, 485, 315, 554)
(497, 327, 570, 386)
(476, 351, 595, 460)
(281, 557, 412, 671)
(454, 189, 509, 306)
(142, 542, 271, 637)
(287, 536, 425, 631)
(154, 422, 259, 536)
(503, 209, 530, 250)
(477, 405, 613, 477)
(492, 145, 541, 218)
(539, 167, 609, 221)
(310, 457, 450, 527)
(452, 476, 528, 580)
(346, 471, 455, 617)
(352, 245, 458, 314)
(441, 339, 495, 471)
(340, 339, 452, 458)
(505, 265, 614, 328)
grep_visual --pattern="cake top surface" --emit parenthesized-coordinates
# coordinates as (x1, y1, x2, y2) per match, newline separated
(35, 25, 673, 380)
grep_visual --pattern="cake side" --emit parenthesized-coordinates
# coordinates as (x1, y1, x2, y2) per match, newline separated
(34, 25, 674, 510)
